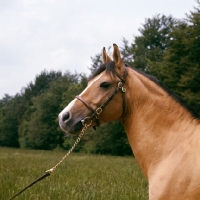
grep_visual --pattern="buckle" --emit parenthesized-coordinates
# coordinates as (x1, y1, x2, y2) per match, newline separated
(96, 107, 102, 115)
(118, 82, 123, 88)
(118, 82, 126, 92)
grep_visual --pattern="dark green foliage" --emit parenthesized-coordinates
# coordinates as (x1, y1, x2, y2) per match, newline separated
(0, 95, 21, 147)
(21, 92, 60, 149)
(130, 15, 178, 72)
(19, 72, 81, 149)
(22, 70, 62, 98)
(120, 37, 134, 65)
(84, 122, 132, 156)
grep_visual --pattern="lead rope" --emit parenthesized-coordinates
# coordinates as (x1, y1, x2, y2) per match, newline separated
(9, 124, 88, 200)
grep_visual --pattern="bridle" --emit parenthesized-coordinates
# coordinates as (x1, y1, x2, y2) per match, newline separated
(76, 65, 129, 129)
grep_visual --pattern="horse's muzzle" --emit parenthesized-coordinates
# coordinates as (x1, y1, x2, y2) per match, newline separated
(58, 111, 83, 135)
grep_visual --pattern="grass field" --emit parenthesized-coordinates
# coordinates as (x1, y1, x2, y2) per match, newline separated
(0, 147, 148, 200)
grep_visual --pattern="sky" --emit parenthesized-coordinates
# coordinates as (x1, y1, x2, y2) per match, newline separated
(0, 0, 196, 98)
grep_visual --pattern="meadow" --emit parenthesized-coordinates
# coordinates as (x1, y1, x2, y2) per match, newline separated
(0, 147, 148, 200)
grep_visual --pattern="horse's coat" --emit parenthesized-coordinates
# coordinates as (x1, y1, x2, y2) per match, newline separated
(58, 44, 200, 200)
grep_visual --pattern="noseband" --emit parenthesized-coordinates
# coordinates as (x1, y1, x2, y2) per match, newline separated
(75, 66, 128, 129)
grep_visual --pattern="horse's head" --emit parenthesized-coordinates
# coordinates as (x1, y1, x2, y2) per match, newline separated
(58, 44, 128, 135)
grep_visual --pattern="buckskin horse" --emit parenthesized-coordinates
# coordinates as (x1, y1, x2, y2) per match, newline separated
(58, 44, 200, 200)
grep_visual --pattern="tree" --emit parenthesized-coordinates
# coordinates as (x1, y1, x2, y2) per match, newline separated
(19, 71, 83, 149)
(120, 38, 134, 65)
(20, 70, 62, 105)
(0, 95, 21, 147)
(131, 15, 178, 72)
(21, 92, 60, 149)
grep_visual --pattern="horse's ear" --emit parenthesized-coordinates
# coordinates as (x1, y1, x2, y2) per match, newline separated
(113, 44, 125, 73)
(102, 47, 112, 63)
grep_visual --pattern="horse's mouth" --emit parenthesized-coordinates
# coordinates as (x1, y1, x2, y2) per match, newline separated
(60, 120, 83, 135)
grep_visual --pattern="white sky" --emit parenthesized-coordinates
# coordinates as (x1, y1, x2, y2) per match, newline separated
(0, 0, 196, 98)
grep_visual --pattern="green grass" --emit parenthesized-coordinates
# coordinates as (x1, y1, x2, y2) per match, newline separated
(0, 147, 148, 200)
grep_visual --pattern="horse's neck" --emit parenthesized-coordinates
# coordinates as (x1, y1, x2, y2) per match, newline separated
(123, 69, 200, 178)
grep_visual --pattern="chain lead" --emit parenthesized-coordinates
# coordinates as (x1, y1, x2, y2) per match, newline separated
(9, 125, 88, 200)
(46, 125, 88, 174)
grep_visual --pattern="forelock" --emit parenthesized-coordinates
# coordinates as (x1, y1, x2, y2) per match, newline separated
(88, 61, 116, 81)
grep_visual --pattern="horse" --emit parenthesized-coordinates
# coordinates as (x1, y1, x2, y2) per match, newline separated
(58, 44, 200, 200)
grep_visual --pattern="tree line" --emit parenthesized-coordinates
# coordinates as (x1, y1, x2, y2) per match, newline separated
(0, 2, 199, 155)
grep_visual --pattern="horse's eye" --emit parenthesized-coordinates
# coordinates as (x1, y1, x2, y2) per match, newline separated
(100, 82, 110, 89)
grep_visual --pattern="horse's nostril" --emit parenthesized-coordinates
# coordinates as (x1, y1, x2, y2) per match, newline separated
(62, 112, 70, 122)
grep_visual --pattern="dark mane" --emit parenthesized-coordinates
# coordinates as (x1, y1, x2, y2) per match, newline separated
(131, 67, 200, 120)
(88, 61, 116, 81)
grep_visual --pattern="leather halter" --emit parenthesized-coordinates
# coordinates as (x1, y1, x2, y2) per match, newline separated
(76, 66, 128, 129)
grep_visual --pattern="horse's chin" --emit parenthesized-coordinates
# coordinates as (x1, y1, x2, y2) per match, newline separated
(60, 121, 83, 136)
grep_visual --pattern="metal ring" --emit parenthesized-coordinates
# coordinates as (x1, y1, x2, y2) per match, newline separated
(95, 115, 100, 119)
(118, 82, 123, 88)
(81, 117, 92, 127)
(122, 87, 126, 92)
(96, 107, 102, 115)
